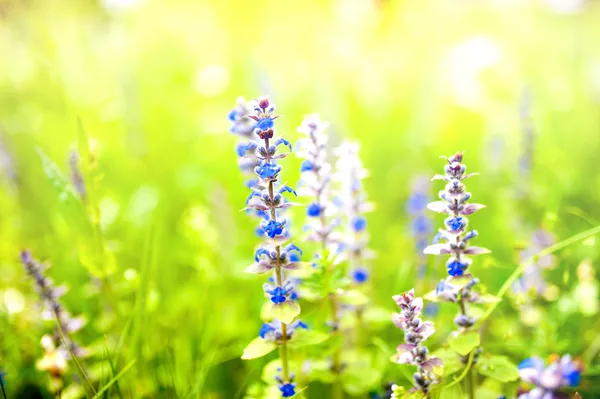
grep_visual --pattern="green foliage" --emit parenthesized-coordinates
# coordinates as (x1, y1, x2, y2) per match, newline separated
(448, 331, 481, 356)
(1, 0, 600, 397)
(477, 355, 519, 383)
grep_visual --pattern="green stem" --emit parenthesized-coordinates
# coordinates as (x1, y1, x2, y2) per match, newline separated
(265, 140, 291, 384)
(467, 368, 475, 399)
(481, 224, 600, 323)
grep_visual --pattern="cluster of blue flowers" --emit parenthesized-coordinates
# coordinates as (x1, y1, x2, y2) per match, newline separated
(228, 97, 261, 188)
(406, 177, 433, 279)
(334, 141, 374, 285)
(235, 97, 304, 397)
(517, 355, 582, 399)
(424, 152, 489, 329)
(296, 114, 339, 249)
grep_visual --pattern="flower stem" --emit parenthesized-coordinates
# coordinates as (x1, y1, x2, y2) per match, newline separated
(467, 368, 475, 399)
(0, 375, 7, 399)
(266, 155, 291, 384)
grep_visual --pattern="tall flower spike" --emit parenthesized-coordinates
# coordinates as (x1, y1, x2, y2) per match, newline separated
(68, 149, 86, 202)
(334, 141, 374, 285)
(424, 152, 489, 330)
(20, 250, 87, 394)
(406, 177, 433, 280)
(517, 355, 582, 398)
(391, 290, 442, 394)
(296, 114, 340, 250)
(240, 97, 302, 397)
(228, 97, 262, 189)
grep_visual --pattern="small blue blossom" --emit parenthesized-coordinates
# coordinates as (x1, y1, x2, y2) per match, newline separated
(447, 259, 467, 277)
(306, 203, 322, 217)
(255, 162, 281, 179)
(300, 160, 314, 172)
(255, 117, 274, 132)
(412, 214, 432, 235)
(289, 252, 301, 262)
(279, 383, 296, 397)
(352, 268, 369, 284)
(268, 286, 288, 304)
(259, 323, 275, 339)
(445, 216, 465, 231)
(263, 220, 285, 238)
(351, 216, 367, 232)
(406, 192, 429, 214)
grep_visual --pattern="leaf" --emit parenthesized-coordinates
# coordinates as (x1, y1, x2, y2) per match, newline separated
(448, 331, 480, 356)
(423, 244, 451, 255)
(427, 201, 449, 213)
(338, 289, 369, 306)
(341, 366, 382, 395)
(267, 301, 301, 324)
(244, 262, 272, 274)
(288, 328, 328, 348)
(402, 391, 425, 399)
(478, 355, 519, 383)
(36, 147, 78, 203)
(424, 290, 442, 302)
(241, 338, 277, 360)
(433, 348, 463, 376)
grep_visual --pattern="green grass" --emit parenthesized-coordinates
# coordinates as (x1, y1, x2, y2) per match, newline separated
(1, 0, 600, 398)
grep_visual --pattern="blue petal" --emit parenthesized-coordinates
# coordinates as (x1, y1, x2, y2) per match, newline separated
(300, 160, 314, 172)
(275, 137, 292, 151)
(279, 186, 297, 196)
(307, 203, 322, 217)
(352, 216, 367, 232)
(254, 248, 270, 262)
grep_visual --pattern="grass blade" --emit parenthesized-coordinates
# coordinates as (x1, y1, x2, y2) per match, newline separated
(92, 360, 136, 399)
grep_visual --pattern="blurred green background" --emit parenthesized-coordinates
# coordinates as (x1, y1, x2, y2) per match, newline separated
(1, 0, 600, 397)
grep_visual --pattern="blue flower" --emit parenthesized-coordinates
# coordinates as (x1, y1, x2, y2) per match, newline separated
(255, 163, 281, 179)
(279, 383, 296, 397)
(300, 160, 314, 172)
(269, 286, 288, 304)
(259, 323, 275, 339)
(447, 259, 467, 277)
(412, 214, 432, 235)
(289, 252, 300, 262)
(352, 268, 369, 284)
(228, 109, 238, 122)
(263, 220, 285, 238)
(406, 192, 429, 213)
(352, 216, 367, 232)
(307, 203, 322, 217)
(445, 217, 465, 231)
(255, 117, 274, 132)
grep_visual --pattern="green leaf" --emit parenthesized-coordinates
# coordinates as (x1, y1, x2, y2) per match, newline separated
(288, 328, 328, 348)
(433, 348, 463, 376)
(478, 355, 519, 382)
(338, 289, 369, 306)
(267, 301, 301, 324)
(36, 147, 78, 203)
(241, 338, 277, 360)
(448, 331, 480, 356)
(341, 366, 382, 395)
(402, 391, 425, 399)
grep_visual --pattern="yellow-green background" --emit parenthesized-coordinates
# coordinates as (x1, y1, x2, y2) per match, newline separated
(1, 0, 600, 397)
